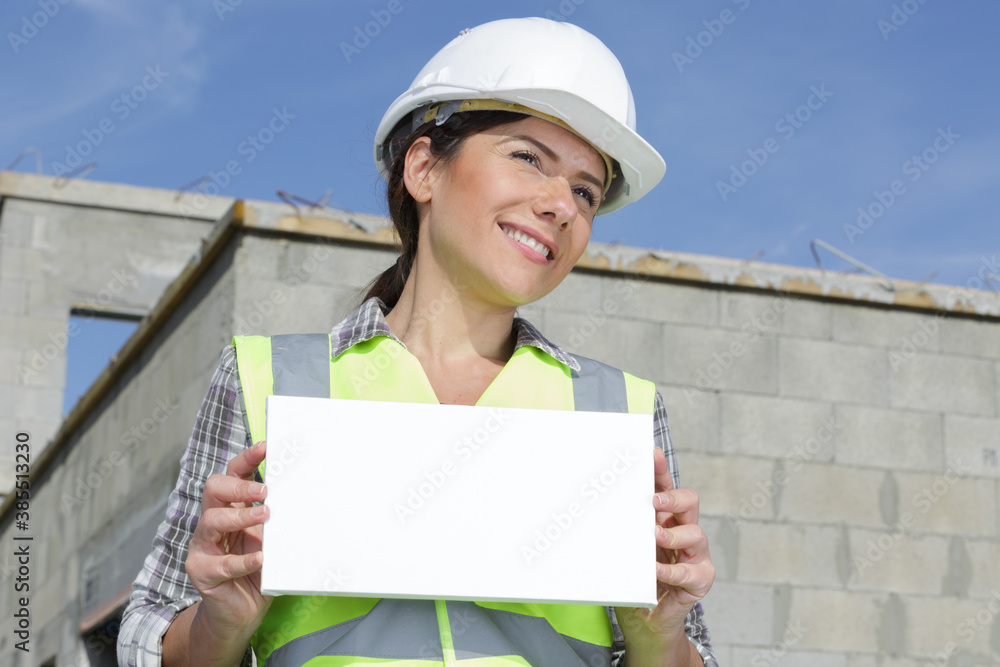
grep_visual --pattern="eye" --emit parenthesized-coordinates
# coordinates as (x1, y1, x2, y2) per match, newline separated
(573, 184, 597, 208)
(511, 150, 540, 167)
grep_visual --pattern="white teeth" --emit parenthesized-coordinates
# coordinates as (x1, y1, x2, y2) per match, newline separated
(503, 226, 552, 259)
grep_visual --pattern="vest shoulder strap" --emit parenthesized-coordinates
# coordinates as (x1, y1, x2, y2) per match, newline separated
(571, 353, 656, 415)
(233, 333, 331, 445)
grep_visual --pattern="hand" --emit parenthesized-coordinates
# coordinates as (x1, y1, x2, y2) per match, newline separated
(615, 447, 714, 662)
(185, 440, 273, 637)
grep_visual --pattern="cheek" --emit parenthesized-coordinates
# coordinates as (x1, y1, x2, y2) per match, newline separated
(571, 218, 594, 252)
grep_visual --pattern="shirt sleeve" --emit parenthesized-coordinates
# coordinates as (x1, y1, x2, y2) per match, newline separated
(118, 346, 255, 667)
(611, 391, 718, 667)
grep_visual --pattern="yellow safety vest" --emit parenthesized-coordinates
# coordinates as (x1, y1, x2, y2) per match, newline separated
(233, 332, 656, 667)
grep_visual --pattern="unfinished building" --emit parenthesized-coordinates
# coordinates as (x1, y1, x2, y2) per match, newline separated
(1, 171, 998, 666)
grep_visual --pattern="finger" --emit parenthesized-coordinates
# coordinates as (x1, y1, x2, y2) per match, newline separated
(655, 523, 709, 555)
(226, 440, 267, 479)
(189, 551, 264, 589)
(652, 487, 700, 525)
(203, 474, 267, 511)
(196, 504, 270, 542)
(655, 561, 715, 600)
(242, 523, 264, 555)
(653, 447, 674, 493)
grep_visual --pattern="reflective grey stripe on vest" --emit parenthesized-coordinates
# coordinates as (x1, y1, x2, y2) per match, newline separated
(270, 334, 330, 398)
(265, 599, 440, 666)
(265, 599, 608, 666)
(449, 601, 610, 666)
(571, 355, 628, 413)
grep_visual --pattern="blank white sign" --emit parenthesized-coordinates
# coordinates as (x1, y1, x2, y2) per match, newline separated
(261, 395, 656, 608)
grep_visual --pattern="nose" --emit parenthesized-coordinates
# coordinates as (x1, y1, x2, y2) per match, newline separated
(532, 175, 578, 230)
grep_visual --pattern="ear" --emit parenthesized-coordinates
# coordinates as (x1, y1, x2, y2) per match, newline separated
(402, 136, 440, 204)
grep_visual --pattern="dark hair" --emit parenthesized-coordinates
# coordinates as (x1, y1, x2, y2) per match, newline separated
(363, 110, 528, 309)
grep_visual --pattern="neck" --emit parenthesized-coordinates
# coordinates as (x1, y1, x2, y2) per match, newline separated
(384, 264, 516, 365)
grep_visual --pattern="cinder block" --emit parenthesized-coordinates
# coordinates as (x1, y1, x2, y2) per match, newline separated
(0, 207, 35, 247)
(275, 240, 394, 290)
(699, 515, 737, 582)
(890, 352, 995, 417)
(721, 393, 835, 461)
(235, 235, 282, 280)
(903, 593, 1000, 659)
(845, 655, 921, 667)
(609, 278, 719, 327)
(235, 280, 346, 336)
(658, 384, 721, 454)
(835, 405, 943, 473)
(26, 277, 69, 318)
(938, 315, 1000, 360)
(534, 271, 605, 316)
(661, 323, 778, 395)
(787, 588, 886, 652)
(777, 462, 886, 529)
(893, 468, 996, 538)
(964, 540, 1000, 601)
(16, 313, 70, 353)
(545, 310, 663, 382)
(944, 415, 1000, 479)
(832, 304, 942, 352)
(0, 247, 43, 280)
(15, 386, 63, 424)
(730, 647, 847, 667)
(778, 338, 887, 406)
(737, 523, 844, 588)
(698, 581, 775, 646)
(721, 291, 831, 340)
(680, 452, 779, 521)
(847, 528, 949, 595)
(0, 278, 27, 316)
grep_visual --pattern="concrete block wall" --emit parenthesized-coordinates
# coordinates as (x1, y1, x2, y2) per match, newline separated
(538, 276, 1000, 665)
(1, 179, 997, 665)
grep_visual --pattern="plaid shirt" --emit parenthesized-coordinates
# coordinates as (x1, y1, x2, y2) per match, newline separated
(118, 297, 717, 667)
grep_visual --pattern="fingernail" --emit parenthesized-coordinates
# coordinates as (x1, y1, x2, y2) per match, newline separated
(251, 504, 267, 519)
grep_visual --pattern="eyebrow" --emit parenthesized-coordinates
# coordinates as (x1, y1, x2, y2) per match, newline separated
(502, 135, 605, 191)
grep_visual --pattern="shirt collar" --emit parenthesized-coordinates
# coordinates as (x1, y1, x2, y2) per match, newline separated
(329, 296, 581, 372)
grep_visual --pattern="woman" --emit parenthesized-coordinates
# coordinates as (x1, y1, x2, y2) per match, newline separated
(120, 17, 716, 667)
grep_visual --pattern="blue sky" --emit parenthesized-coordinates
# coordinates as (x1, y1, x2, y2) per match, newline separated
(4, 0, 1000, 405)
(4, 0, 998, 289)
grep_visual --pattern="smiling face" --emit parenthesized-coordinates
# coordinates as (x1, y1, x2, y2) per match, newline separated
(404, 115, 607, 310)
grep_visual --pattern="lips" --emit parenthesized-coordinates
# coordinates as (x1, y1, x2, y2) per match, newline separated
(499, 223, 555, 260)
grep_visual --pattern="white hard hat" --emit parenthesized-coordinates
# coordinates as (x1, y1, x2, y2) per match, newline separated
(373, 17, 666, 215)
